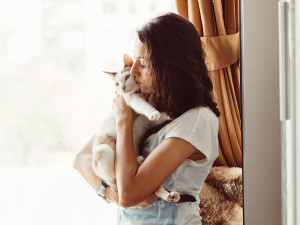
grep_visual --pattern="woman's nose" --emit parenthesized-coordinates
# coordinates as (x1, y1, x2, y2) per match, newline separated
(130, 61, 139, 77)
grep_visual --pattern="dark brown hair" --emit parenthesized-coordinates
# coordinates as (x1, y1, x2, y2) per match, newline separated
(137, 13, 220, 118)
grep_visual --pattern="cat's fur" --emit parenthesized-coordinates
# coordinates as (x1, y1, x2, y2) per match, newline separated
(92, 54, 181, 202)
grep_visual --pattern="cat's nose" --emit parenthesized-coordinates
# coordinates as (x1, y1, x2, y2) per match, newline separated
(121, 86, 126, 91)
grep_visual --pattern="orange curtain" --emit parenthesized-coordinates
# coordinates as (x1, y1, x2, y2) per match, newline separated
(175, 0, 242, 167)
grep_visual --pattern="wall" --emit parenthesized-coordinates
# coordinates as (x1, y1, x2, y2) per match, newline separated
(242, 0, 282, 224)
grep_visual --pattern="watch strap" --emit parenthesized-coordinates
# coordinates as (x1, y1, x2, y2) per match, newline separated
(96, 180, 111, 203)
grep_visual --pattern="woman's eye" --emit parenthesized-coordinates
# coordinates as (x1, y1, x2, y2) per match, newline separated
(139, 62, 145, 68)
(125, 75, 130, 81)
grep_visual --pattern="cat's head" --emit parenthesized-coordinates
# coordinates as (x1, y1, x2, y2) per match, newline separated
(103, 54, 140, 95)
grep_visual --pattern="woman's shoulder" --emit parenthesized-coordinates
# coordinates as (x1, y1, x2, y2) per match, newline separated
(161, 106, 219, 164)
(163, 106, 218, 137)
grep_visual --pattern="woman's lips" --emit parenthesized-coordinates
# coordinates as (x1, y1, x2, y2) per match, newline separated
(136, 81, 141, 85)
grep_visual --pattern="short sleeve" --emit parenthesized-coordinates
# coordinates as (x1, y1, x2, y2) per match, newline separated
(163, 107, 219, 166)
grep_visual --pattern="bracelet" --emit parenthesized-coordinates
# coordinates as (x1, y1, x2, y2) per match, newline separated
(95, 180, 111, 203)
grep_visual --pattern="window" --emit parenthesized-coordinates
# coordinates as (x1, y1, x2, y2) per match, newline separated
(0, 0, 176, 224)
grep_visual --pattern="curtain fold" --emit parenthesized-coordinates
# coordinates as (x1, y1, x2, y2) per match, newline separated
(175, 0, 242, 167)
(201, 33, 239, 71)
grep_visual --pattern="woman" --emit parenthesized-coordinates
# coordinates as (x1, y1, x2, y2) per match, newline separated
(73, 12, 220, 225)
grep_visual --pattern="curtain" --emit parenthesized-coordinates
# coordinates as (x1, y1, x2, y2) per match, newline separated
(175, 0, 242, 167)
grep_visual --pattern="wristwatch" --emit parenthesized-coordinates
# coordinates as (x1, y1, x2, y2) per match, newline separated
(96, 180, 111, 203)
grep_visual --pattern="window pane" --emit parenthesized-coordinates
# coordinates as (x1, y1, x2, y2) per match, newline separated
(0, 0, 176, 224)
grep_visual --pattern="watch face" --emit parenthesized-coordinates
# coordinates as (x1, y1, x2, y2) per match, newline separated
(96, 181, 107, 197)
(98, 181, 111, 203)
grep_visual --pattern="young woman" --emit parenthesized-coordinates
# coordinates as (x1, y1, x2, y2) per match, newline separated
(73, 12, 220, 225)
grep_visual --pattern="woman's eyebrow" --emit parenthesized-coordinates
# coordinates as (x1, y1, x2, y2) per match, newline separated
(134, 56, 147, 62)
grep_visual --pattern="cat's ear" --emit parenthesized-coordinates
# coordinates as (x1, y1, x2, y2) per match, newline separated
(103, 71, 117, 79)
(123, 54, 133, 67)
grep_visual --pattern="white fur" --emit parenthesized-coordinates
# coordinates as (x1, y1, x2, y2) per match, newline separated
(92, 67, 181, 202)
(155, 186, 181, 202)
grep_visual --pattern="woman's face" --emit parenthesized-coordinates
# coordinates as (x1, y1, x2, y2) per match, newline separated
(130, 38, 153, 94)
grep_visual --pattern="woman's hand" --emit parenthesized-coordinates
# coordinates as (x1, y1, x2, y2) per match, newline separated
(112, 94, 137, 123)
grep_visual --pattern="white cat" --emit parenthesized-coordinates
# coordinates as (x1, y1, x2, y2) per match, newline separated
(92, 54, 181, 203)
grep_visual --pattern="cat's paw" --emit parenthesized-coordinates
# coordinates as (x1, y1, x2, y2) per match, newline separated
(160, 112, 171, 120)
(136, 156, 144, 165)
(148, 111, 161, 121)
(166, 192, 181, 202)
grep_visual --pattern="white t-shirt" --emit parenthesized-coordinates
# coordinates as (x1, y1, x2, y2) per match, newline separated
(117, 106, 219, 225)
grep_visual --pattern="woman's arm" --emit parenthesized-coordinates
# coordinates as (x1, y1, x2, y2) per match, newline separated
(73, 135, 119, 205)
(73, 135, 159, 206)
(113, 96, 199, 208)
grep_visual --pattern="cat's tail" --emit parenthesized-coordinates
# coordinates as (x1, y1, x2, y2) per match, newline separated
(92, 144, 117, 191)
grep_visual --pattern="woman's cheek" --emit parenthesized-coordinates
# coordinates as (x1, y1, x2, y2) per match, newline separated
(141, 85, 153, 94)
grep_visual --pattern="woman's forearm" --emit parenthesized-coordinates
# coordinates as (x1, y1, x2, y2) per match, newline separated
(73, 151, 119, 205)
(115, 118, 139, 205)
(73, 153, 100, 188)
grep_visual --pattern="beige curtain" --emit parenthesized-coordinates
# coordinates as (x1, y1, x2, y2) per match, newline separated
(175, 0, 242, 167)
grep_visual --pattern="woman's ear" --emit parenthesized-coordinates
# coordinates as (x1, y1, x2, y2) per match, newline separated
(103, 71, 117, 79)
(123, 54, 133, 67)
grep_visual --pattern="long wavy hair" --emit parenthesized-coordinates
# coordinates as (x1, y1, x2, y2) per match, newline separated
(137, 13, 220, 118)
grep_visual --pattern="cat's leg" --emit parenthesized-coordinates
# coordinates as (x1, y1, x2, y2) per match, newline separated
(155, 186, 181, 202)
(93, 144, 117, 192)
(124, 94, 160, 121)
(136, 155, 144, 165)
(147, 112, 171, 128)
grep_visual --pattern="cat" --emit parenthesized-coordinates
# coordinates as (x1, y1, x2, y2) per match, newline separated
(92, 54, 181, 203)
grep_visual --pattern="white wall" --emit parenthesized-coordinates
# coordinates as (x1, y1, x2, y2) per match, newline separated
(242, 0, 282, 224)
